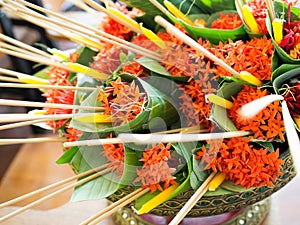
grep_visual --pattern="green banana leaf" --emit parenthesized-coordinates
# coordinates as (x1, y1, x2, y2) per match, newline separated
(272, 64, 299, 81)
(266, 0, 300, 64)
(193, 0, 235, 13)
(167, 11, 247, 44)
(273, 67, 300, 131)
(220, 180, 254, 193)
(120, 0, 204, 17)
(210, 82, 242, 131)
(273, 67, 300, 94)
(234, 0, 265, 38)
(70, 133, 141, 201)
(136, 57, 190, 82)
(71, 78, 179, 133)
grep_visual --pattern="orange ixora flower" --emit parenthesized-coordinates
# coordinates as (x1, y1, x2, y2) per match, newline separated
(228, 85, 285, 141)
(43, 67, 75, 130)
(135, 143, 177, 193)
(121, 61, 146, 76)
(102, 134, 125, 176)
(97, 78, 148, 126)
(179, 80, 212, 128)
(91, 46, 122, 76)
(97, 2, 138, 41)
(211, 12, 243, 30)
(196, 137, 284, 188)
(63, 124, 83, 150)
(211, 36, 274, 81)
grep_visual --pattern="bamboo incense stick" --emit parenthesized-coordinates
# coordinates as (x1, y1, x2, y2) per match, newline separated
(65, 0, 97, 14)
(266, 0, 275, 21)
(149, 0, 168, 14)
(0, 114, 73, 123)
(64, 131, 250, 147)
(11, 5, 160, 61)
(0, 41, 47, 58)
(0, 137, 66, 146)
(0, 82, 96, 91)
(0, 47, 71, 71)
(0, 167, 112, 223)
(0, 67, 31, 78)
(79, 187, 148, 225)
(0, 75, 21, 83)
(0, 33, 51, 58)
(0, 119, 50, 131)
(85, 188, 150, 225)
(12, 0, 161, 60)
(0, 99, 104, 111)
(0, 164, 108, 209)
(168, 172, 217, 225)
(83, 0, 142, 34)
(154, 16, 240, 77)
(3, 1, 161, 61)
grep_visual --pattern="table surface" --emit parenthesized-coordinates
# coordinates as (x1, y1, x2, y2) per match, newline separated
(0, 141, 299, 225)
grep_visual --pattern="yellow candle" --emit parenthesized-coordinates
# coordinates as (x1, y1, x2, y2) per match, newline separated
(163, 0, 194, 26)
(140, 24, 166, 49)
(242, 5, 260, 34)
(28, 109, 47, 115)
(238, 71, 263, 87)
(48, 48, 69, 61)
(208, 173, 226, 191)
(207, 94, 233, 109)
(294, 117, 300, 130)
(137, 183, 179, 214)
(18, 74, 49, 85)
(272, 18, 284, 44)
(74, 114, 112, 123)
(107, 7, 140, 30)
(64, 63, 109, 80)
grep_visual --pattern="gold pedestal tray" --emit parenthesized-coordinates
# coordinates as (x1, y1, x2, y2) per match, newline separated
(108, 151, 295, 218)
(112, 198, 270, 225)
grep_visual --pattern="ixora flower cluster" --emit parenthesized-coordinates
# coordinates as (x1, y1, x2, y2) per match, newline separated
(3, 0, 300, 222)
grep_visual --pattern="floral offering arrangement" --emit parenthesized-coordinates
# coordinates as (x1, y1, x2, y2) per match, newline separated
(0, 0, 299, 224)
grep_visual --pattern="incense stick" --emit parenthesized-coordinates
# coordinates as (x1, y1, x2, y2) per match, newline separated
(168, 172, 217, 225)
(65, 0, 97, 14)
(149, 0, 168, 14)
(0, 41, 47, 58)
(0, 167, 112, 223)
(154, 16, 240, 77)
(0, 75, 21, 83)
(83, 188, 150, 225)
(266, 0, 275, 21)
(83, 0, 142, 34)
(63, 131, 250, 147)
(0, 99, 104, 111)
(0, 164, 108, 209)
(79, 187, 148, 225)
(0, 119, 50, 131)
(11, 0, 161, 60)
(0, 33, 51, 58)
(0, 137, 66, 146)
(0, 67, 31, 78)
(3, 1, 161, 61)
(0, 47, 71, 71)
(0, 114, 73, 123)
(0, 82, 96, 91)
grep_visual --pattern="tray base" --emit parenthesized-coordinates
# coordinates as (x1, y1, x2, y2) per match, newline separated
(113, 198, 270, 225)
